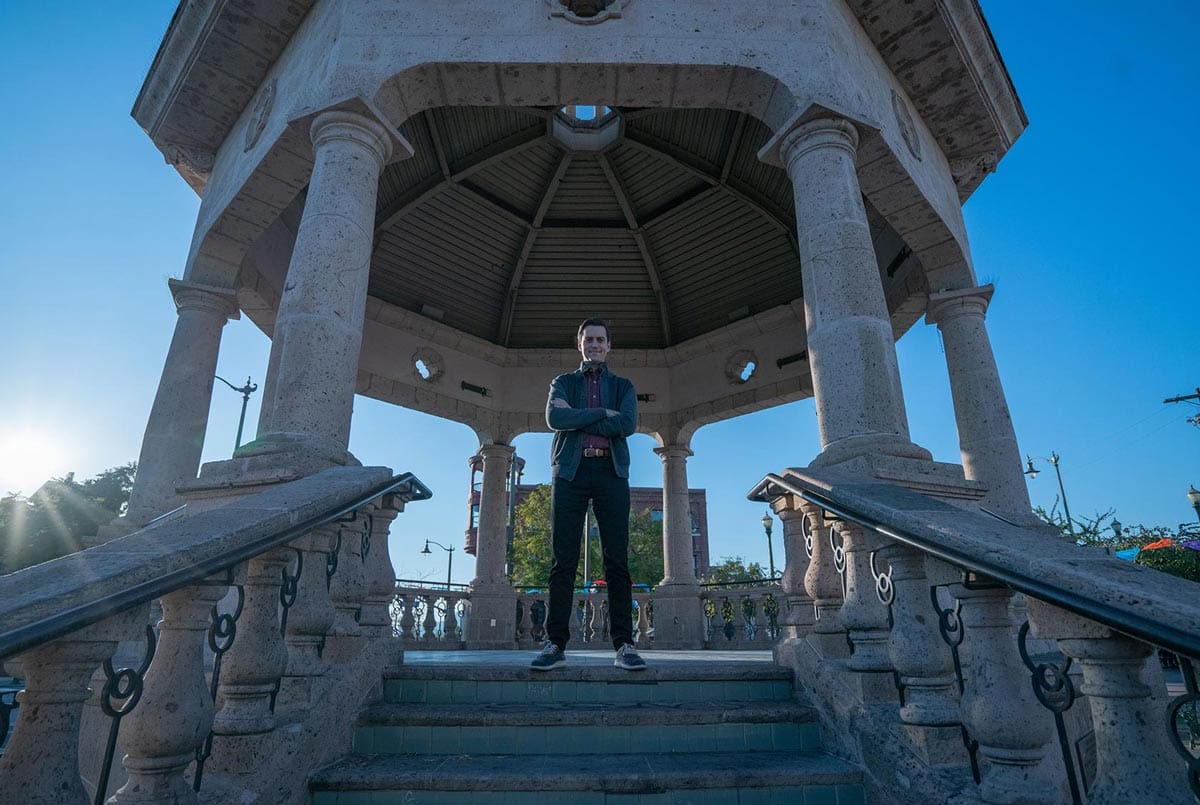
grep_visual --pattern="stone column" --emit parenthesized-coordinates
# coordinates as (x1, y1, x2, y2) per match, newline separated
(250, 110, 393, 463)
(465, 443, 517, 648)
(277, 526, 338, 709)
(926, 285, 1037, 524)
(652, 445, 704, 649)
(123, 281, 238, 525)
(359, 499, 405, 670)
(777, 117, 928, 467)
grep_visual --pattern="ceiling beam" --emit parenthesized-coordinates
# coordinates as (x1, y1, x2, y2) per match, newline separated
(597, 153, 672, 345)
(498, 152, 572, 345)
(622, 129, 795, 241)
(720, 114, 747, 184)
(375, 115, 549, 235)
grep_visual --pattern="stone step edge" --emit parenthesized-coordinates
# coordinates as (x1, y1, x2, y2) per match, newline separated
(360, 700, 816, 727)
(384, 663, 793, 683)
(310, 750, 861, 793)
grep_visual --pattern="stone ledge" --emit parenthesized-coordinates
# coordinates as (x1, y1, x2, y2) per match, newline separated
(309, 750, 862, 793)
(361, 699, 816, 728)
(382, 662, 792, 683)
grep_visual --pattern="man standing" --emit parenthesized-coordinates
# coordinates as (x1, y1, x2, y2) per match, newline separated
(530, 318, 646, 671)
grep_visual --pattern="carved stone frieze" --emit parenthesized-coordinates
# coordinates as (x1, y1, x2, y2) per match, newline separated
(547, 0, 629, 24)
(949, 151, 999, 187)
(162, 143, 215, 186)
(891, 89, 922, 161)
(244, 79, 276, 152)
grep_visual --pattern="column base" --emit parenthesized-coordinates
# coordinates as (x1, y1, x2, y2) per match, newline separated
(651, 585, 705, 649)
(463, 587, 517, 648)
(811, 433, 931, 469)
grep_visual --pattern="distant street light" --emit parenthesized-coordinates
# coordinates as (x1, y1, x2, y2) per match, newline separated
(761, 510, 777, 582)
(214, 375, 258, 450)
(1025, 452, 1076, 539)
(421, 539, 455, 591)
(1187, 485, 1200, 524)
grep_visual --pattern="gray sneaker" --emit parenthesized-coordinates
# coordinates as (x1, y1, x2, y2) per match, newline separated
(530, 641, 566, 671)
(614, 643, 647, 671)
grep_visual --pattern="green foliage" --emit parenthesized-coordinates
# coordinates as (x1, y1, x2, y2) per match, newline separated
(509, 484, 664, 588)
(701, 556, 766, 585)
(0, 463, 135, 574)
(1033, 504, 1200, 583)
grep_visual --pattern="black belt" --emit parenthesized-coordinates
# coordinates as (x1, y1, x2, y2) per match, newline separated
(582, 447, 609, 458)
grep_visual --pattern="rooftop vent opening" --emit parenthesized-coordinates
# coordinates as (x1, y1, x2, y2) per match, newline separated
(551, 105, 621, 151)
(415, 360, 432, 380)
(739, 361, 757, 383)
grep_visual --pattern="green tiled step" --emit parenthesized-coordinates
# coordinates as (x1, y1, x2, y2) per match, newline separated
(310, 751, 866, 805)
(382, 664, 793, 706)
(354, 700, 820, 756)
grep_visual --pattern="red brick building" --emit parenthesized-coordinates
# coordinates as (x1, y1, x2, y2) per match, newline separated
(464, 454, 710, 578)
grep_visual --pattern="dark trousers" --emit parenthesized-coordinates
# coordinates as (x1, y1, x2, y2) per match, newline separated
(546, 457, 633, 651)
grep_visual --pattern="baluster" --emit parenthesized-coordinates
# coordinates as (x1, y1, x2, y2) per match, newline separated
(516, 595, 533, 646)
(836, 524, 892, 682)
(776, 504, 815, 642)
(327, 517, 366, 638)
(444, 594, 460, 644)
(0, 612, 136, 805)
(1027, 599, 1192, 804)
(636, 595, 651, 646)
(279, 526, 338, 709)
(360, 500, 403, 670)
(399, 593, 416, 642)
(741, 594, 757, 644)
(875, 546, 961, 762)
(112, 583, 228, 804)
(799, 503, 847, 659)
(422, 596, 438, 643)
(948, 579, 1056, 805)
(212, 551, 288, 737)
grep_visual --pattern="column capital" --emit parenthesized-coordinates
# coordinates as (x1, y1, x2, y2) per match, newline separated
(310, 110, 393, 168)
(778, 116, 859, 169)
(478, 442, 515, 460)
(925, 283, 994, 326)
(653, 444, 693, 461)
(168, 278, 239, 320)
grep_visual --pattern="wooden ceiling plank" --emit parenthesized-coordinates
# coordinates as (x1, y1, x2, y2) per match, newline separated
(499, 228, 540, 346)
(425, 111, 453, 179)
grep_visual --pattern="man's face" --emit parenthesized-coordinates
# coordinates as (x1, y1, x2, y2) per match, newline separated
(578, 324, 611, 364)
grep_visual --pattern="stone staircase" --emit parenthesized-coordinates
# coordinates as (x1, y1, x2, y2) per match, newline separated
(309, 652, 866, 804)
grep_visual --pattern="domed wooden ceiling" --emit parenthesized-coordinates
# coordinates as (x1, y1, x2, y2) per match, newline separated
(369, 105, 901, 350)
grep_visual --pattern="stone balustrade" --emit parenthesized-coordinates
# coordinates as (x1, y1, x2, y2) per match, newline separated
(0, 467, 429, 805)
(750, 468, 1200, 805)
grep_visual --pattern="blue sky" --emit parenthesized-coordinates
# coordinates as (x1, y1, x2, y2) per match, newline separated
(1, 2, 1196, 584)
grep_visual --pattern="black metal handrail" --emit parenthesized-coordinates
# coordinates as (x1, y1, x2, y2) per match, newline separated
(0, 471, 431, 660)
(748, 472, 1200, 661)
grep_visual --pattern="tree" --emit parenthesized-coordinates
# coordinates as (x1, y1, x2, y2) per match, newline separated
(509, 484, 664, 588)
(0, 463, 135, 574)
(1034, 504, 1200, 583)
(701, 556, 766, 585)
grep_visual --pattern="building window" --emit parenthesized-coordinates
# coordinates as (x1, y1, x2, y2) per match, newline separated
(471, 504, 480, 529)
(650, 509, 663, 522)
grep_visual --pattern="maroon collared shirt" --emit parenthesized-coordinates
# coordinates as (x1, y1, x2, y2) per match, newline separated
(581, 365, 611, 453)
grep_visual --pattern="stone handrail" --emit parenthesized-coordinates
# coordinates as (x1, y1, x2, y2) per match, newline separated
(0, 465, 430, 804)
(748, 467, 1200, 805)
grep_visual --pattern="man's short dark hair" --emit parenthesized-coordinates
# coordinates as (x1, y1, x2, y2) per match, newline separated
(576, 318, 611, 344)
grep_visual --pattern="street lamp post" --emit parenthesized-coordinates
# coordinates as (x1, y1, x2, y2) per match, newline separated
(1187, 485, 1200, 524)
(761, 510, 776, 582)
(214, 375, 258, 450)
(1024, 452, 1075, 538)
(421, 539, 455, 591)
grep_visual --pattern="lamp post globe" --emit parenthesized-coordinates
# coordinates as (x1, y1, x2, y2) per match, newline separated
(761, 511, 776, 583)
(1187, 485, 1200, 523)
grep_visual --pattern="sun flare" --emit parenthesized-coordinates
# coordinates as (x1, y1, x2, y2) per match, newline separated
(0, 426, 65, 496)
